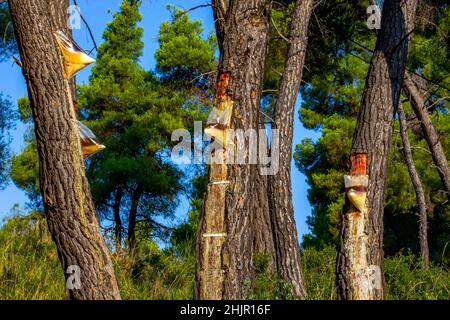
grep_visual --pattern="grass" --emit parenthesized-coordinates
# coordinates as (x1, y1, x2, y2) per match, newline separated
(0, 215, 448, 300)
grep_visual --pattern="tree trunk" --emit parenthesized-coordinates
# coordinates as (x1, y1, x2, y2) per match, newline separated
(195, 164, 227, 299)
(128, 184, 143, 254)
(404, 72, 450, 197)
(267, 0, 314, 298)
(397, 103, 429, 268)
(212, 0, 230, 53)
(8, 0, 121, 299)
(195, 1, 231, 298)
(113, 187, 124, 253)
(252, 156, 276, 266)
(336, 0, 418, 300)
(195, 0, 273, 300)
(221, 0, 273, 300)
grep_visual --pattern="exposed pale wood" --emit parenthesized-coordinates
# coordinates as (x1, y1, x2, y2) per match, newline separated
(195, 160, 228, 299)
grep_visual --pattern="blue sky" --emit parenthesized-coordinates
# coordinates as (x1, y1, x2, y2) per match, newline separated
(0, 0, 320, 239)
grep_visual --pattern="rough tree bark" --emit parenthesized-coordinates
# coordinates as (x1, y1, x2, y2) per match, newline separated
(397, 103, 429, 268)
(267, 0, 314, 298)
(404, 72, 450, 197)
(336, 0, 418, 300)
(220, 0, 274, 299)
(195, 0, 273, 300)
(8, 0, 121, 299)
(212, 0, 276, 266)
(212, 0, 229, 53)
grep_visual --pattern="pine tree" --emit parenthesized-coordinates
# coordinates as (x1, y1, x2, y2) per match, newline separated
(336, 0, 419, 299)
(294, 0, 450, 264)
(267, 0, 314, 298)
(196, 0, 273, 300)
(8, 0, 121, 299)
(78, 1, 215, 253)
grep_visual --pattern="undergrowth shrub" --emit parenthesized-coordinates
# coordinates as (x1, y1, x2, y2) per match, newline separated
(0, 215, 448, 300)
(384, 253, 449, 300)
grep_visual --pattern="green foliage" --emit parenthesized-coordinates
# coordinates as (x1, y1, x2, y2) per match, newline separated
(263, 2, 293, 95)
(288, 1, 376, 249)
(9, 140, 40, 207)
(79, 1, 152, 118)
(114, 239, 195, 300)
(301, 246, 337, 300)
(301, 246, 450, 300)
(16, 97, 33, 124)
(249, 254, 296, 300)
(0, 213, 65, 300)
(154, 6, 216, 126)
(78, 1, 215, 248)
(9, 97, 41, 208)
(100, 0, 144, 61)
(0, 213, 195, 300)
(293, 1, 450, 261)
(156, 6, 216, 85)
(263, 1, 371, 107)
(2, 0, 449, 301)
(0, 93, 15, 189)
(170, 174, 207, 257)
(1, 217, 448, 300)
(0, 2, 17, 62)
(409, 4, 450, 95)
(384, 253, 450, 300)
(295, 115, 356, 247)
(8, 1, 215, 254)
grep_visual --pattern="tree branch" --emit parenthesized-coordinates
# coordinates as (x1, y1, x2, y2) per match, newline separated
(73, 0, 98, 52)
(271, 16, 289, 42)
(175, 3, 211, 19)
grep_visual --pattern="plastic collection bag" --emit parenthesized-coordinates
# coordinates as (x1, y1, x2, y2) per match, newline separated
(54, 31, 95, 79)
(53, 32, 102, 158)
(77, 120, 105, 159)
(344, 175, 369, 212)
(205, 99, 233, 147)
(205, 72, 234, 148)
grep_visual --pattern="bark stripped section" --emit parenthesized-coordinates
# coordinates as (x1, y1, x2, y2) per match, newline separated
(8, 0, 121, 300)
(195, 72, 230, 300)
(336, 0, 418, 300)
(196, 0, 273, 300)
(340, 154, 371, 299)
(397, 103, 429, 267)
(268, 0, 314, 298)
(404, 72, 450, 197)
